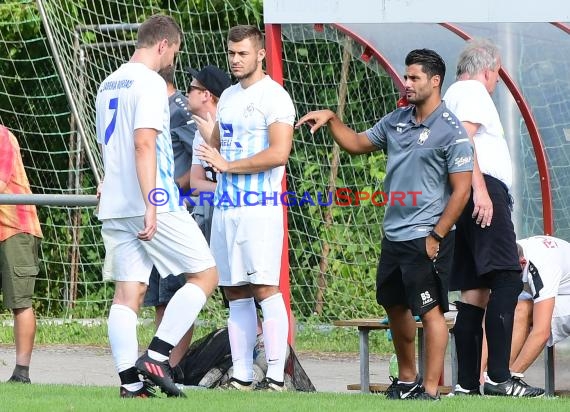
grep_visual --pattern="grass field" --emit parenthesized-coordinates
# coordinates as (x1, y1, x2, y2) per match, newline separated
(2, 322, 566, 410)
(0, 384, 567, 412)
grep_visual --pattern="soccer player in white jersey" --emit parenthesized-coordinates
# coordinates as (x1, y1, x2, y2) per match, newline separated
(481, 235, 570, 387)
(196, 25, 295, 391)
(443, 38, 543, 397)
(95, 14, 218, 398)
(510, 236, 570, 374)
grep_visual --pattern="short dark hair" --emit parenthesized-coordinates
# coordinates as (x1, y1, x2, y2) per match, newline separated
(227, 25, 264, 49)
(405, 49, 446, 88)
(136, 14, 182, 49)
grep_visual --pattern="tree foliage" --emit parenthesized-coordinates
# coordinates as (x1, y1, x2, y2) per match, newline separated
(0, 0, 395, 321)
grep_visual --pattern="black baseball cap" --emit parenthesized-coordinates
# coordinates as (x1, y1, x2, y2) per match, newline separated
(186, 65, 231, 98)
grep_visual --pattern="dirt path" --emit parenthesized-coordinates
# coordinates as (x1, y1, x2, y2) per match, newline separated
(1, 343, 569, 393)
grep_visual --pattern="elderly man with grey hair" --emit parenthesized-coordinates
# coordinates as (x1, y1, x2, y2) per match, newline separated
(444, 38, 544, 397)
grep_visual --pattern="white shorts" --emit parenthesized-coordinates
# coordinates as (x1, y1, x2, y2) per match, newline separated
(101, 211, 215, 283)
(518, 290, 533, 301)
(549, 295, 570, 346)
(210, 205, 284, 287)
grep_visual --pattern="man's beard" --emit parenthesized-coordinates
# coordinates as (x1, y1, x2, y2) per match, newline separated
(233, 65, 257, 81)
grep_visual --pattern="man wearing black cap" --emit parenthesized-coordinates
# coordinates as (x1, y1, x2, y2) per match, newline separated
(186, 65, 231, 242)
(187, 65, 232, 104)
(159, 65, 197, 191)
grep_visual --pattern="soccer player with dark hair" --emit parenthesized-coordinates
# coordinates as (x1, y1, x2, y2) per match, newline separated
(196, 25, 295, 392)
(297, 48, 473, 400)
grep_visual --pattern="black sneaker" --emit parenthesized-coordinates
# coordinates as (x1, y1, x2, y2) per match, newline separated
(135, 351, 186, 398)
(385, 375, 424, 399)
(7, 375, 31, 384)
(255, 377, 286, 392)
(451, 384, 481, 396)
(483, 375, 544, 397)
(119, 381, 157, 398)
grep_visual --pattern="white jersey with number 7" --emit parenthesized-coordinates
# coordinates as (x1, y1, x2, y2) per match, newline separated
(95, 62, 183, 219)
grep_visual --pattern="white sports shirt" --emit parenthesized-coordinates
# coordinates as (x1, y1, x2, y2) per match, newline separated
(443, 80, 513, 189)
(518, 236, 570, 302)
(214, 75, 295, 208)
(96, 63, 183, 219)
(191, 131, 216, 182)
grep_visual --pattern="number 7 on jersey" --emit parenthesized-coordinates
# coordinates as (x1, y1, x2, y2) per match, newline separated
(104, 97, 119, 144)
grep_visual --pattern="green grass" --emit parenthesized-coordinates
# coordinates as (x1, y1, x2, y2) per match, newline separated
(0, 321, 566, 410)
(0, 321, 394, 354)
(0, 384, 567, 412)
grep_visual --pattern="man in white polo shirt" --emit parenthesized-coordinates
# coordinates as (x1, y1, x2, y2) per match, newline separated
(444, 38, 543, 397)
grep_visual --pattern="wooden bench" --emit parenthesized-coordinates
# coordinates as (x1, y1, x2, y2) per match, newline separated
(333, 318, 456, 394)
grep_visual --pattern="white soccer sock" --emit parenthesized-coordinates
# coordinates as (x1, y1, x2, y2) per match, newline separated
(228, 297, 258, 382)
(260, 293, 289, 383)
(155, 282, 206, 347)
(108, 304, 139, 373)
(122, 382, 143, 392)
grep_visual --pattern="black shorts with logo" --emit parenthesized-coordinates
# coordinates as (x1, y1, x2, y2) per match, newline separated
(376, 232, 454, 316)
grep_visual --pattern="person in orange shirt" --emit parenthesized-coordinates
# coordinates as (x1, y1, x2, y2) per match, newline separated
(0, 125, 43, 383)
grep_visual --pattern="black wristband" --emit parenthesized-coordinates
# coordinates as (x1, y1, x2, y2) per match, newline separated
(429, 229, 444, 242)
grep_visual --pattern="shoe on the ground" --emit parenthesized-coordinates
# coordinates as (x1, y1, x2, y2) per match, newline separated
(218, 377, 254, 391)
(385, 375, 424, 399)
(450, 384, 481, 396)
(483, 375, 544, 397)
(172, 364, 184, 384)
(198, 367, 224, 388)
(411, 390, 440, 401)
(7, 375, 31, 384)
(135, 351, 186, 398)
(119, 381, 157, 398)
(255, 377, 286, 392)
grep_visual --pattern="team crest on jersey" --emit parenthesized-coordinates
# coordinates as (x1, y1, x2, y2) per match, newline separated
(221, 122, 233, 137)
(243, 103, 255, 118)
(417, 128, 430, 145)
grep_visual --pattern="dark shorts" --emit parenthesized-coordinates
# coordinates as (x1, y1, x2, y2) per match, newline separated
(376, 232, 454, 316)
(143, 266, 186, 307)
(450, 175, 521, 291)
(0, 233, 41, 309)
